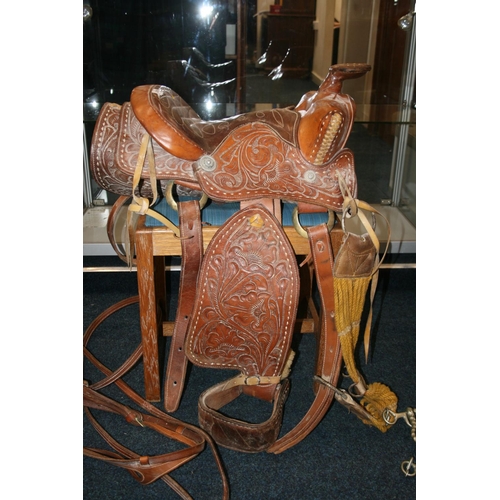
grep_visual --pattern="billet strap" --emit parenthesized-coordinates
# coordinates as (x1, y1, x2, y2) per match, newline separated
(268, 223, 342, 454)
(164, 201, 203, 412)
(83, 296, 229, 499)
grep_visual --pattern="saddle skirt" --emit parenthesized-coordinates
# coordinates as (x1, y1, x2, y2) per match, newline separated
(185, 205, 299, 377)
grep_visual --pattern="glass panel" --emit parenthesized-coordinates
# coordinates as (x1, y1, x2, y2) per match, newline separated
(398, 116, 416, 227)
(83, 0, 415, 222)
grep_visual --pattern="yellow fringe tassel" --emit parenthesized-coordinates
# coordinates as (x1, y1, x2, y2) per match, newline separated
(361, 382, 398, 432)
(334, 276, 371, 384)
(333, 276, 398, 432)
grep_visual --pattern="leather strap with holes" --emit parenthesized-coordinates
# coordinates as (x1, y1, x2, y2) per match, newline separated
(164, 201, 203, 412)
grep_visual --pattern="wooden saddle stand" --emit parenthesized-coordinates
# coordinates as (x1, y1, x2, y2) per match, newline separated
(84, 63, 411, 498)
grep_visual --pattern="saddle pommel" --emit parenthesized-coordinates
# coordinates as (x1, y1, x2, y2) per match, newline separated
(295, 63, 371, 166)
(319, 63, 372, 94)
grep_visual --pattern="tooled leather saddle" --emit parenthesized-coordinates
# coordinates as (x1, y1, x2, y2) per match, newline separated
(85, 63, 399, 495)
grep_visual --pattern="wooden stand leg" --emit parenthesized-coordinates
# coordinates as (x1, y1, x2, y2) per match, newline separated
(136, 227, 165, 402)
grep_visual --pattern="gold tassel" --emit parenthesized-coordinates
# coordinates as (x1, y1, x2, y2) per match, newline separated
(361, 382, 398, 432)
(333, 274, 398, 432)
(334, 173, 397, 432)
(334, 275, 371, 384)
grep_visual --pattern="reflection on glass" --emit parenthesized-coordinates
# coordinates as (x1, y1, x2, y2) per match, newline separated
(268, 48, 290, 80)
(199, 2, 214, 20)
(83, 0, 415, 215)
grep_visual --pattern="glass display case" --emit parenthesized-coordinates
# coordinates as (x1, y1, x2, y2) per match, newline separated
(83, 0, 416, 257)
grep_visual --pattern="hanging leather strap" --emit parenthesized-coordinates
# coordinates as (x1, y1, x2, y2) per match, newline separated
(125, 133, 180, 265)
(164, 201, 203, 412)
(84, 384, 205, 487)
(83, 296, 229, 499)
(268, 222, 342, 454)
(106, 195, 132, 264)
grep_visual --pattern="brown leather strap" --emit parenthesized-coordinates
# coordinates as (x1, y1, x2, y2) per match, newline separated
(268, 223, 342, 454)
(164, 201, 203, 412)
(83, 296, 229, 499)
(84, 385, 205, 486)
(106, 195, 132, 264)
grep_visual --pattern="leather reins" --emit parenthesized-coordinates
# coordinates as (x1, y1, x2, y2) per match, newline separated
(83, 296, 230, 499)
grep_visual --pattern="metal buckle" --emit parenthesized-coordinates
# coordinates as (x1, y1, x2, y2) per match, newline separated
(292, 206, 335, 238)
(165, 180, 209, 212)
(401, 457, 416, 477)
(383, 407, 415, 427)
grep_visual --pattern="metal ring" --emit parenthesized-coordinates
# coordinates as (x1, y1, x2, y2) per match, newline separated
(292, 206, 335, 238)
(165, 180, 208, 212)
(382, 408, 398, 425)
(401, 458, 416, 477)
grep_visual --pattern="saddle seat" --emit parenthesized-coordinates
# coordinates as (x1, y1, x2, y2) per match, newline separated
(130, 84, 299, 161)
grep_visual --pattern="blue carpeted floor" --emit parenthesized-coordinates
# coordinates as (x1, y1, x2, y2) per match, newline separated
(83, 257, 416, 499)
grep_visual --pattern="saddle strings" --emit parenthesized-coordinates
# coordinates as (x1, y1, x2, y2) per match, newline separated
(126, 133, 181, 266)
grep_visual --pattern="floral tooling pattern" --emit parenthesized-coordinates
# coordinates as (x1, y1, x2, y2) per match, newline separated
(186, 206, 299, 377)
